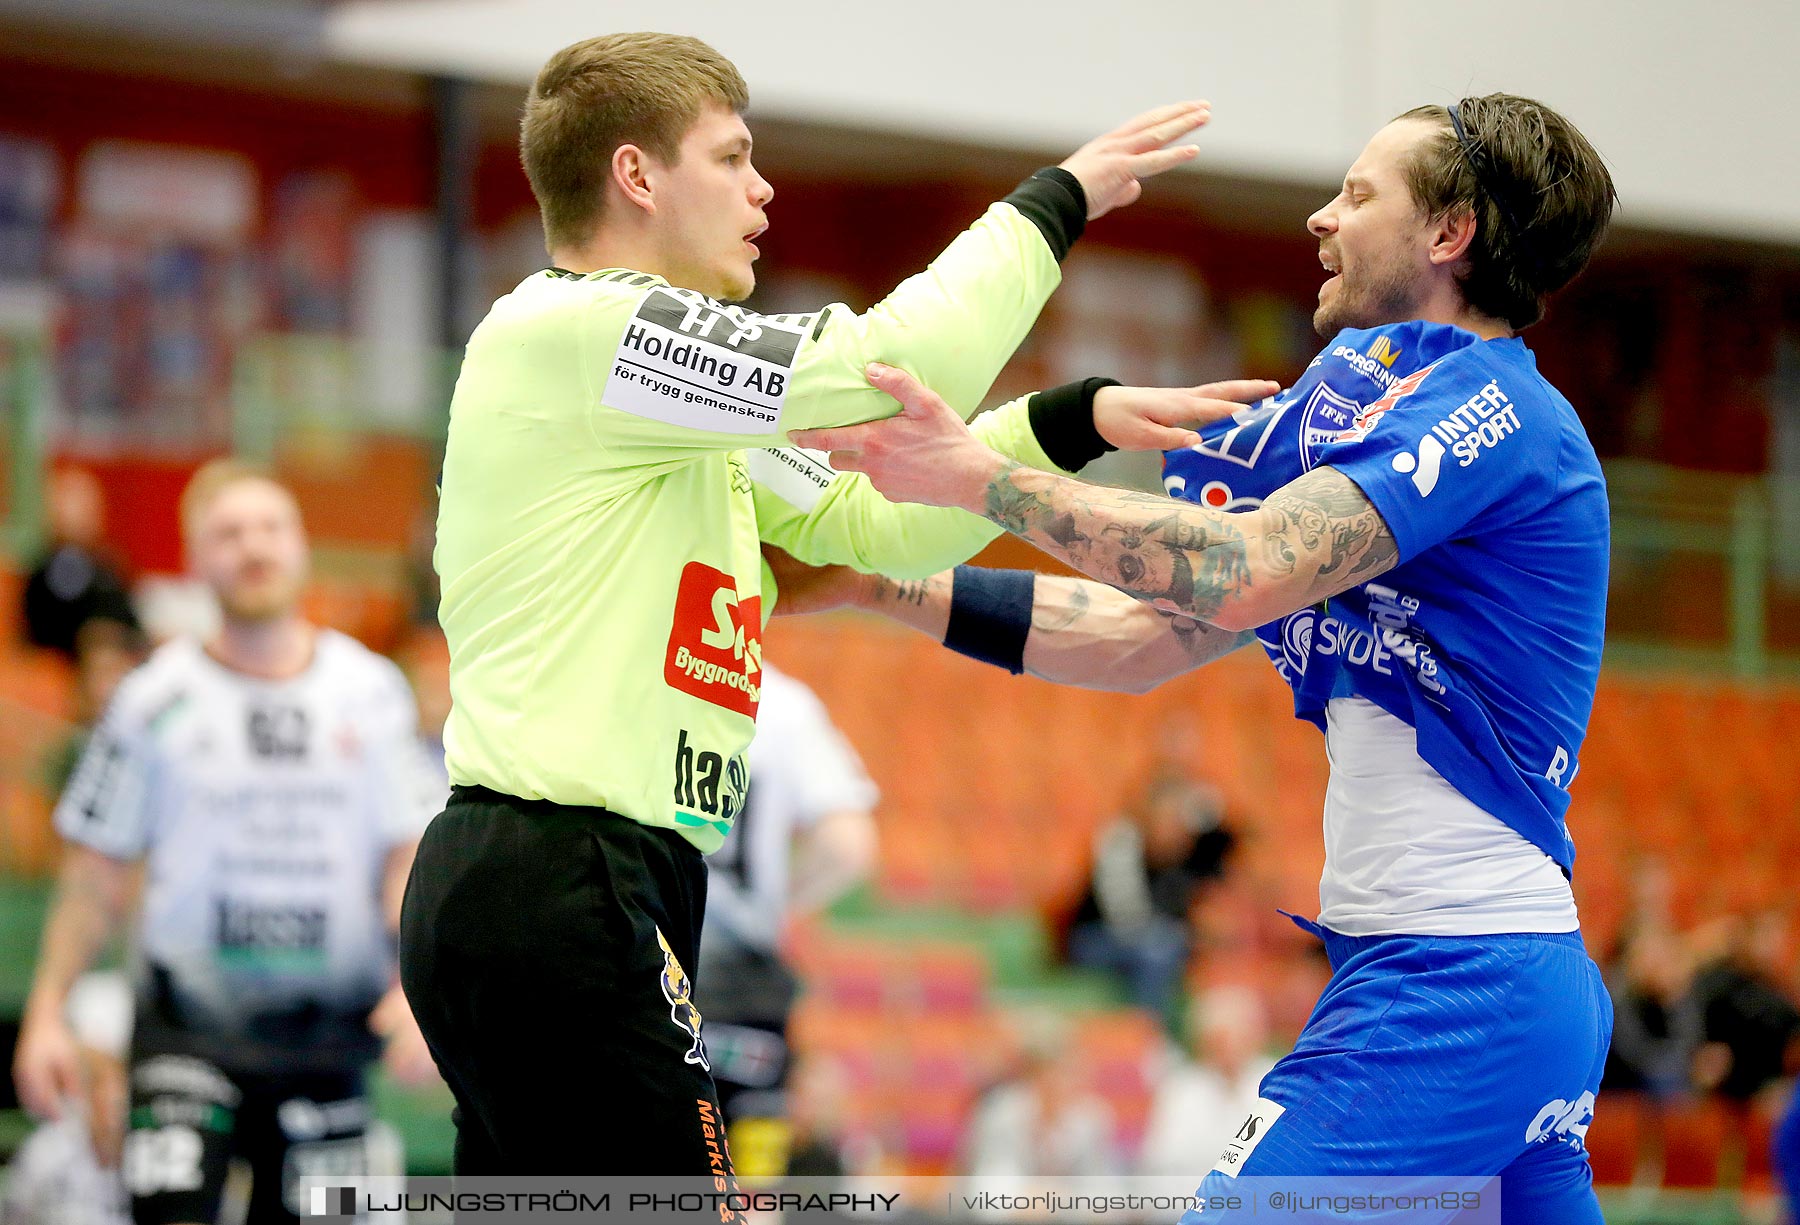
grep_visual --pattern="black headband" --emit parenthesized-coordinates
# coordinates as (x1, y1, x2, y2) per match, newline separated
(1448, 99, 1538, 271)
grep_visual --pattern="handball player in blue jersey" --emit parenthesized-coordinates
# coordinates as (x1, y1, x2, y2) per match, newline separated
(783, 94, 1620, 1221)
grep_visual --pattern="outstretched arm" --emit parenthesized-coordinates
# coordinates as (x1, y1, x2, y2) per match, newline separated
(793, 366, 1398, 631)
(980, 461, 1397, 630)
(587, 103, 1214, 458)
(14, 846, 136, 1119)
(754, 376, 1276, 580)
(766, 552, 1253, 693)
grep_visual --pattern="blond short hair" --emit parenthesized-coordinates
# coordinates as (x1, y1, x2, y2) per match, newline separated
(179, 459, 288, 540)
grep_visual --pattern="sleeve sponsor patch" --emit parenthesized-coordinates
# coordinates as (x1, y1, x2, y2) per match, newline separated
(604, 287, 806, 435)
(746, 446, 837, 512)
(1211, 1097, 1286, 1178)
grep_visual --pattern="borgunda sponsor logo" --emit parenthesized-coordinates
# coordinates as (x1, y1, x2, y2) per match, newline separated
(1331, 334, 1403, 390)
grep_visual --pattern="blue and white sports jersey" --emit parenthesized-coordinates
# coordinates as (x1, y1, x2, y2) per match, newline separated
(1163, 322, 1608, 872)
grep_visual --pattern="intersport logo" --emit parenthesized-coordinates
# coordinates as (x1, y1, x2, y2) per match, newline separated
(1390, 434, 1447, 497)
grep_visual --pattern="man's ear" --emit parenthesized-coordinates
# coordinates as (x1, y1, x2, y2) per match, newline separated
(1428, 204, 1478, 268)
(610, 143, 657, 216)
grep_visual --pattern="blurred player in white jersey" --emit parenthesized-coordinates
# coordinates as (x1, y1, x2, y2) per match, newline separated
(12, 461, 441, 1225)
(698, 662, 876, 1178)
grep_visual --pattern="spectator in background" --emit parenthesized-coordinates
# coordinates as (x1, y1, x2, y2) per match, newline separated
(1601, 924, 1704, 1189)
(965, 1014, 1117, 1179)
(698, 662, 877, 1179)
(1, 972, 132, 1225)
(1690, 909, 1800, 1107)
(1615, 857, 1675, 956)
(1689, 909, 1800, 1191)
(1065, 764, 1236, 1027)
(22, 468, 138, 658)
(12, 460, 441, 1225)
(1138, 985, 1277, 1177)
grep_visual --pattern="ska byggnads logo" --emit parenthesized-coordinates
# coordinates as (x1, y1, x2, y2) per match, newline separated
(665, 562, 762, 718)
(655, 926, 709, 1070)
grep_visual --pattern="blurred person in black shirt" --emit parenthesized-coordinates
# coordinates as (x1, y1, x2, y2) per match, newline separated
(22, 469, 138, 657)
(1066, 766, 1236, 1026)
(1689, 909, 1800, 1191)
(1690, 909, 1800, 1104)
(1601, 923, 1704, 1189)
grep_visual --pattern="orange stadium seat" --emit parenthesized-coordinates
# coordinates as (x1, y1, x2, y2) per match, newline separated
(1585, 1092, 1644, 1186)
(1586, 1091, 1771, 1192)
(1070, 1009, 1163, 1154)
(0, 775, 59, 875)
(909, 944, 989, 1013)
(299, 579, 407, 655)
(0, 644, 77, 723)
(895, 1087, 974, 1174)
(0, 564, 22, 639)
(1662, 1099, 1732, 1188)
(900, 1015, 999, 1095)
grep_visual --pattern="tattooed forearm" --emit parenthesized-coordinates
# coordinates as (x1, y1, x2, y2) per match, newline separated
(870, 574, 935, 608)
(983, 460, 1058, 539)
(978, 462, 1397, 629)
(1265, 469, 1398, 588)
(1031, 580, 1091, 633)
(1017, 575, 1254, 692)
(1165, 614, 1255, 666)
(859, 571, 952, 640)
(981, 464, 1257, 621)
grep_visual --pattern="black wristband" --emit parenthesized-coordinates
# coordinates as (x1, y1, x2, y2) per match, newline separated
(1028, 376, 1123, 472)
(944, 566, 1036, 675)
(1002, 168, 1088, 262)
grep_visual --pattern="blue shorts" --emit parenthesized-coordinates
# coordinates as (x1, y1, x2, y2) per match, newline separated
(1179, 926, 1612, 1224)
(1776, 1085, 1800, 1216)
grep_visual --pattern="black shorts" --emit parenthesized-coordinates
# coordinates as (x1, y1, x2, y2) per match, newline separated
(123, 1051, 367, 1225)
(399, 785, 740, 1186)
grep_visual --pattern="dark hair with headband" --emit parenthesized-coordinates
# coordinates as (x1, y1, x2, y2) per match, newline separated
(1395, 94, 1617, 330)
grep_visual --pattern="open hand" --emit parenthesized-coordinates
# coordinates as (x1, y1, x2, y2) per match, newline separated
(791, 364, 1003, 512)
(13, 1012, 84, 1120)
(371, 984, 439, 1088)
(1061, 102, 1210, 219)
(1095, 379, 1281, 452)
